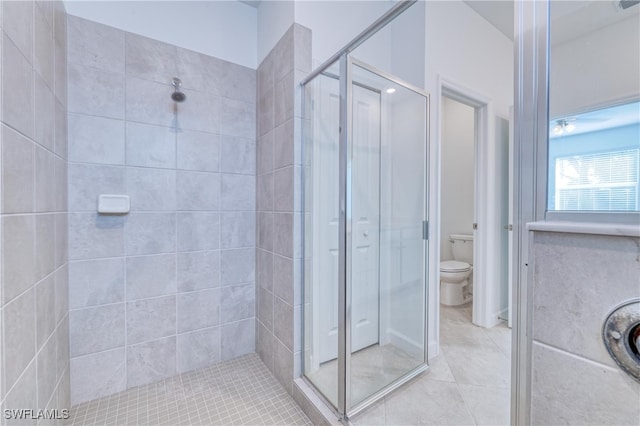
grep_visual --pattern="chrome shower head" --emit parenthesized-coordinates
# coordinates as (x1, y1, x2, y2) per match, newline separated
(171, 77, 186, 103)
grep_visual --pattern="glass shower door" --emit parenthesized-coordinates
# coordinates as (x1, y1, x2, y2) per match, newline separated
(347, 59, 428, 410)
(302, 56, 429, 418)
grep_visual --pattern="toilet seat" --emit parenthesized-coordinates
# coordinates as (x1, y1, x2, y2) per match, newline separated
(440, 260, 471, 273)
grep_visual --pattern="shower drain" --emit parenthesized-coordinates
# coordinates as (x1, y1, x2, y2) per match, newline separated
(602, 298, 640, 382)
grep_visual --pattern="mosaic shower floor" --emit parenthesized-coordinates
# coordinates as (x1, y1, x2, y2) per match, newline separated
(66, 354, 311, 426)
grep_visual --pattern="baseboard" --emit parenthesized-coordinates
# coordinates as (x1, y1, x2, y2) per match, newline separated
(386, 328, 424, 359)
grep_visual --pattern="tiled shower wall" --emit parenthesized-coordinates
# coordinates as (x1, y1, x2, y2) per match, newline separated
(255, 24, 311, 394)
(529, 230, 640, 424)
(66, 16, 256, 405)
(0, 0, 71, 417)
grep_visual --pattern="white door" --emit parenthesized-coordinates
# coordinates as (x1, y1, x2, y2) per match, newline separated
(350, 84, 381, 352)
(314, 76, 340, 364)
(314, 80, 382, 363)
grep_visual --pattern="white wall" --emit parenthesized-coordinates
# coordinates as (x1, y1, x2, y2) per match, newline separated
(256, 0, 294, 65)
(440, 97, 474, 260)
(550, 14, 640, 117)
(426, 0, 513, 347)
(64, 0, 258, 68)
(294, 0, 393, 68)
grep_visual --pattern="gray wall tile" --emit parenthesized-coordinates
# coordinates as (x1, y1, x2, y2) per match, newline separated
(221, 174, 255, 211)
(36, 333, 57, 408)
(125, 77, 174, 127)
(531, 342, 640, 425)
(220, 98, 255, 139)
(125, 212, 176, 255)
(34, 75, 56, 151)
(219, 135, 255, 175)
(2, 215, 36, 304)
(257, 172, 274, 212)
(273, 27, 293, 83)
(67, 15, 124, 73)
(54, 99, 68, 158)
(176, 171, 220, 211)
(176, 48, 224, 95)
(177, 130, 219, 172)
(54, 263, 69, 324)
(177, 89, 219, 134)
(68, 213, 125, 260)
(70, 348, 126, 405)
(127, 168, 176, 211)
(256, 320, 274, 371)
(273, 167, 293, 212)
(177, 250, 220, 292)
(221, 318, 254, 361)
(220, 283, 255, 323)
(126, 254, 177, 300)
(68, 62, 124, 119)
(257, 212, 273, 251)
(273, 254, 293, 305)
(257, 287, 273, 331)
(177, 289, 220, 333)
(219, 61, 256, 104)
(126, 296, 176, 344)
(274, 119, 294, 169)
(258, 88, 274, 137)
(177, 212, 219, 252)
(532, 233, 640, 367)
(257, 131, 274, 175)
(55, 156, 68, 213)
(34, 145, 56, 212)
(127, 336, 176, 388)
(2, 289, 36, 395)
(274, 72, 294, 127)
(221, 212, 255, 249)
(34, 4, 54, 89)
(35, 213, 56, 280)
(2, 0, 33, 61)
(2, 34, 34, 139)
(69, 164, 125, 212)
(125, 122, 176, 168)
(274, 297, 293, 351)
(221, 248, 255, 285)
(256, 249, 273, 292)
(2, 125, 34, 213)
(273, 340, 293, 395)
(177, 327, 221, 374)
(125, 33, 177, 84)
(2, 361, 37, 416)
(69, 258, 124, 309)
(273, 213, 293, 257)
(68, 114, 125, 165)
(69, 303, 125, 357)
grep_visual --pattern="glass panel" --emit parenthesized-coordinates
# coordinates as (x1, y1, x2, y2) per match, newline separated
(348, 62, 427, 408)
(303, 61, 341, 409)
(548, 1, 640, 212)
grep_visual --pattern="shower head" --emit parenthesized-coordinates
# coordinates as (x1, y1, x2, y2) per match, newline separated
(171, 77, 186, 103)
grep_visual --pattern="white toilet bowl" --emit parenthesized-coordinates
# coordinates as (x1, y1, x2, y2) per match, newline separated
(440, 260, 473, 306)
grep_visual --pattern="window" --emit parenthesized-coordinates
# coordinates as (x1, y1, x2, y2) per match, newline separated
(554, 149, 639, 211)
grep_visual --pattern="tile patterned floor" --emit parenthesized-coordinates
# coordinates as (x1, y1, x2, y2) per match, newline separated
(66, 354, 311, 426)
(350, 303, 512, 426)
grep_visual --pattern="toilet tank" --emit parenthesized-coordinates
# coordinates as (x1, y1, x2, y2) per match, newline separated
(450, 234, 473, 264)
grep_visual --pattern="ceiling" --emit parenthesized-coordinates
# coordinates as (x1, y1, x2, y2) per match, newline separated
(463, 1, 514, 40)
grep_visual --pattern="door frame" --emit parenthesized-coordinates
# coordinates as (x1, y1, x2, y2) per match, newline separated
(437, 76, 507, 331)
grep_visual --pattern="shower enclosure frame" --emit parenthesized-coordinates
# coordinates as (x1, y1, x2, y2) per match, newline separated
(299, 1, 430, 418)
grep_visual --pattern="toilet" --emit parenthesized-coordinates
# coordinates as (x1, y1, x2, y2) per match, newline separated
(440, 234, 473, 306)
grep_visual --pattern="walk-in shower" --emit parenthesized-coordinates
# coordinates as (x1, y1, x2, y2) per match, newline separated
(300, 1, 429, 418)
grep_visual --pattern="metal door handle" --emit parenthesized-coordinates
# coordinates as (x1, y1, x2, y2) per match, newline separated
(503, 224, 513, 231)
(363, 231, 369, 237)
